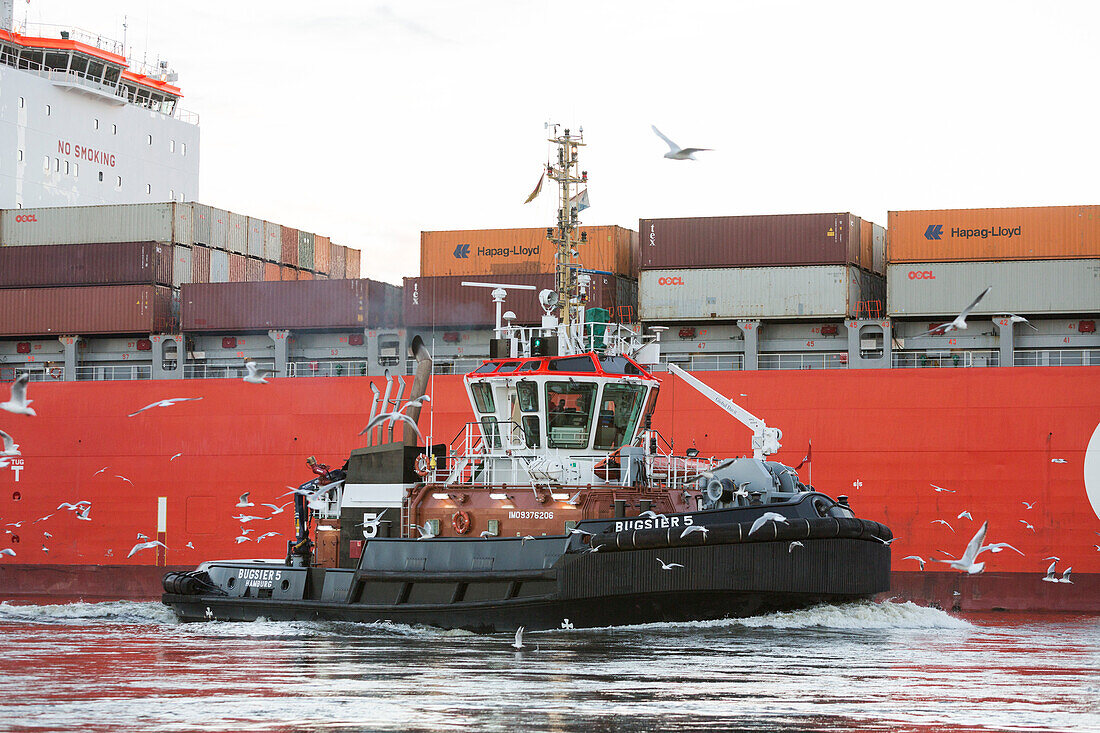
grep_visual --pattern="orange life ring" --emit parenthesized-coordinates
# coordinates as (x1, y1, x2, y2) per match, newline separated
(415, 454, 431, 478)
(452, 510, 471, 535)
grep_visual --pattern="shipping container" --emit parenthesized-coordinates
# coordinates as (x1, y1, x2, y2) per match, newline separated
(228, 212, 248, 254)
(330, 245, 346, 279)
(172, 244, 192, 287)
(210, 249, 229, 283)
(181, 279, 398, 331)
(639, 266, 883, 321)
(298, 270, 314, 281)
(0, 202, 194, 247)
(246, 257, 265, 283)
(872, 223, 886, 275)
(191, 203, 212, 245)
(246, 217, 264, 259)
(281, 227, 299, 267)
(887, 206, 1100, 263)
(191, 245, 211, 283)
(314, 235, 331, 275)
(280, 265, 297, 282)
(0, 242, 173, 289)
(298, 230, 315, 271)
(228, 253, 247, 282)
(263, 221, 282, 262)
(403, 273, 638, 328)
(346, 247, 361, 279)
(887, 260, 1100, 317)
(211, 207, 230, 251)
(0, 284, 175, 336)
(860, 218, 872, 272)
(638, 213, 864, 271)
(420, 225, 637, 278)
(263, 262, 281, 282)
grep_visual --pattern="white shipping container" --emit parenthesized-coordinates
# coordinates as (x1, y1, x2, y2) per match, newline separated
(640, 265, 884, 321)
(228, 212, 248, 254)
(887, 259, 1100, 317)
(0, 202, 189, 246)
(263, 221, 282, 261)
(211, 208, 230, 250)
(173, 244, 193, 287)
(872, 224, 886, 275)
(210, 249, 230, 283)
(246, 217, 264, 258)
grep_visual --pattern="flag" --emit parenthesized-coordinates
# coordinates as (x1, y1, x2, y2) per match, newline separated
(794, 440, 811, 470)
(523, 171, 545, 204)
(568, 187, 590, 212)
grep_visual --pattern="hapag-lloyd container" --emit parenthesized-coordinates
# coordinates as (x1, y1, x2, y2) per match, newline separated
(0, 284, 175, 336)
(639, 266, 884, 321)
(403, 273, 638, 327)
(420, 225, 638, 278)
(0, 242, 173, 288)
(0, 202, 193, 246)
(887, 259, 1100, 317)
(639, 213, 864, 270)
(887, 206, 1100, 263)
(181, 279, 401, 331)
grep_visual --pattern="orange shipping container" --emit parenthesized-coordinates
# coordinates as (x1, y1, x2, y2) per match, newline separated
(299, 270, 314, 281)
(888, 205, 1100, 263)
(346, 248, 361, 279)
(420, 225, 638, 278)
(859, 218, 872, 272)
(264, 262, 281, 282)
(280, 265, 298, 281)
(315, 235, 331, 275)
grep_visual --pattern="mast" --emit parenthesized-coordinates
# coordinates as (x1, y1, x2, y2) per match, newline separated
(544, 126, 587, 326)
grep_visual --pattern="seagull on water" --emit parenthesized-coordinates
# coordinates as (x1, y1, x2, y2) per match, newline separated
(933, 521, 988, 574)
(236, 492, 254, 508)
(930, 484, 956, 493)
(656, 557, 684, 570)
(957, 511, 973, 521)
(680, 525, 710, 540)
(127, 540, 167, 558)
(651, 125, 712, 160)
(1020, 520, 1035, 532)
(789, 541, 804, 552)
(0, 429, 20, 456)
(748, 512, 789, 536)
(512, 626, 526, 650)
(127, 397, 202, 418)
(931, 519, 954, 532)
(914, 286, 992, 337)
(903, 555, 926, 570)
(1, 374, 36, 416)
(243, 360, 273, 385)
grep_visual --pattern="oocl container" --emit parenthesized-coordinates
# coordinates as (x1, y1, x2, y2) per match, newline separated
(887, 205, 1100, 263)
(639, 213, 864, 270)
(0, 202, 192, 246)
(0, 242, 173, 288)
(0, 284, 175, 336)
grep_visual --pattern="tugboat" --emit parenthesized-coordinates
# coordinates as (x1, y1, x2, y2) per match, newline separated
(163, 128, 892, 631)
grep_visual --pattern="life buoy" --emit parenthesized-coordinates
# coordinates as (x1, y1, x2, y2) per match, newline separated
(415, 454, 431, 478)
(452, 510, 471, 535)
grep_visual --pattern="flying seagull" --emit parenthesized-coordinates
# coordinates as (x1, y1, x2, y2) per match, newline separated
(933, 521, 988, 574)
(789, 541, 804, 552)
(873, 536, 899, 546)
(414, 521, 437, 539)
(656, 557, 684, 570)
(115, 475, 133, 486)
(1020, 520, 1035, 532)
(978, 542, 1023, 556)
(136, 532, 149, 541)
(520, 535, 535, 546)
(33, 514, 53, 524)
(1022, 502, 1034, 510)
(1051, 459, 1067, 464)
(185, 542, 195, 549)
(930, 484, 956, 493)
(748, 512, 788, 536)
(512, 626, 526, 650)
(914, 286, 992, 337)
(638, 510, 667, 521)
(236, 492, 254, 508)
(680, 525, 710, 540)
(0, 548, 15, 557)
(651, 125, 712, 160)
(232, 514, 267, 523)
(358, 411, 422, 441)
(127, 540, 167, 558)
(931, 519, 954, 532)
(57, 501, 91, 511)
(902, 555, 926, 570)
(243, 360, 273, 385)
(1003, 313, 1038, 330)
(234, 536, 252, 544)
(169, 452, 183, 461)
(127, 397, 202, 417)
(75, 506, 92, 521)
(0, 374, 36, 416)
(1041, 561, 1071, 583)
(262, 502, 290, 515)
(957, 511, 973, 521)
(0, 429, 20, 456)
(93, 466, 109, 476)
(256, 532, 281, 542)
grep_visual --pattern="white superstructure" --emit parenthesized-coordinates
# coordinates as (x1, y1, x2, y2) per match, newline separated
(0, 3, 199, 209)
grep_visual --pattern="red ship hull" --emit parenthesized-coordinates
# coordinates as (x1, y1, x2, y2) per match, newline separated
(2, 367, 1098, 611)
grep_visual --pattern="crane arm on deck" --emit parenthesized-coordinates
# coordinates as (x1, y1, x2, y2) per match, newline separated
(666, 363, 782, 459)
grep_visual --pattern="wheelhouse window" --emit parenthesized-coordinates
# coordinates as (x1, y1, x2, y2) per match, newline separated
(545, 381, 597, 449)
(471, 382, 495, 413)
(480, 416, 502, 450)
(521, 415, 541, 448)
(593, 384, 647, 451)
(518, 360, 541, 372)
(547, 355, 597, 372)
(516, 380, 539, 412)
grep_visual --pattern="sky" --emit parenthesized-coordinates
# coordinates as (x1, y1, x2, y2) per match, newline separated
(18, 1, 1100, 283)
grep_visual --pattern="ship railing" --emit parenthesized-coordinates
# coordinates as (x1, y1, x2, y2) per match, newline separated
(15, 22, 127, 56)
(30, 67, 123, 98)
(0, 367, 65, 382)
(759, 352, 848, 370)
(1014, 349, 1100, 367)
(891, 350, 1000, 368)
(286, 360, 369, 378)
(658, 354, 745, 371)
(74, 364, 152, 381)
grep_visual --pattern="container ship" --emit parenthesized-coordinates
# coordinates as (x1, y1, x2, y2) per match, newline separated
(1, 6, 1097, 613)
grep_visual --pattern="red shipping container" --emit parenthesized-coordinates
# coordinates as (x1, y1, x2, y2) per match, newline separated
(0, 242, 172, 288)
(280, 266, 297, 281)
(228, 253, 248, 282)
(0, 285, 176, 336)
(314, 235, 331, 274)
(281, 227, 299, 266)
(181, 279, 393, 331)
(191, 245, 212, 283)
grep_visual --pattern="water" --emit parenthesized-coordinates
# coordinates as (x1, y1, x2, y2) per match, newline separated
(0, 600, 1096, 732)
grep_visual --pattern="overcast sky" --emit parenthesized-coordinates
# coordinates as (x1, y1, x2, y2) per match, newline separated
(22, 1, 1100, 283)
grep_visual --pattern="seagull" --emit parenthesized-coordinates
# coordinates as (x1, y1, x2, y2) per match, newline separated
(568, 527, 593, 537)
(57, 502, 90, 511)
(127, 397, 202, 417)
(748, 512, 789, 536)
(873, 536, 899, 546)
(0, 548, 15, 557)
(512, 626, 526, 650)
(236, 492, 254, 508)
(479, 530, 496, 538)
(115, 475, 133, 485)
(43, 531, 52, 539)
(638, 510, 666, 521)
(680, 525, 710, 540)
(651, 125, 712, 160)
(358, 411, 422, 440)
(933, 521, 988, 574)
(520, 535, 535, 546)
(360, 510, 389, 530)
(1003, 313, 1038, 330)
(256, 532, 281, 542)
(0, 429, 20, 456)
(169, 452, 183, 461)
(913, 286, 992, 337)
(234, 536, 252, 544)
(1058, 567, 1073, 584)
(931, 519, 954, 532)
(243, 360, 273, 385)
(789, 541, 804, 552)
(1051, 458, 1067, 464)
(127, 540, 167, 558)
(239, 528, 255, 535)
(1043, 556, 1061, 562)
(280, 486, 316, 498)
(957, 511, 973, 521)
(1041, 561, 1059, 583)
(979, 542, 1024, 556)
(185, 542, 195, 549)
(262, 502, 291, 515)
(33, 514, 53, 524)
(75, 506, 92, 521)
(903, 555, 926, 570)
(93, 466, 109, 476)
(232, 514, 267, 523)
(566, 490, 585, 505)
(136, 532, 149, 541)
(930, 484, 956, 493)
(656, 557, 684, 570)
(1020, 520, 1035, 532)
(1022, 502, 1034, 510)
(414, 521, 437, 539)
(5, 521, 22, 528)
(0, 374, 36, 416)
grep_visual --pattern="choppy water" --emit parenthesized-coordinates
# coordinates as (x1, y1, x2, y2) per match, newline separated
(0, 600, 1096, 732)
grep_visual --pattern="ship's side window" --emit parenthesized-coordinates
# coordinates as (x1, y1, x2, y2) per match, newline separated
(54, 158, 60, 172)
(64, 161, 69, 175)
(73, 163, 78, 177)
(521, 415, 541, 448)
(42, 155, 49, 173)
(146, 184, 152, 194)
(19, 97, 24, 108)
(516, 380, 539, 412)
(45, 104, 50, 116)
(170, 140, 176, 153)
(116, 176, 122, 189)
(147, 134, 152, 145)
(480, 416, 502, 450)
(98, 172, 104, 182)
(17, 150, 23, 162)
(545, 381, 597, 449)
(112, 124, 117, 135)
(181, 142, 186, 155)
(93, 118, 99, 130)
(593, 384, 646, 451)
(471, 382, 495, 413)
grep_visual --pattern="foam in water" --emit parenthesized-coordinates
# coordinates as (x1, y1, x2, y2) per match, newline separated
(0, 600, 178, 625)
